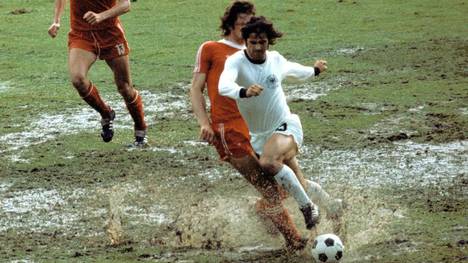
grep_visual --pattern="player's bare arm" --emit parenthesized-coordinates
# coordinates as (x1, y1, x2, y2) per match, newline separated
(246, 84, 263, 97)
(190, 72, 216, 144)
(48, 0, 66, 38)
(83, 0, 130, 25)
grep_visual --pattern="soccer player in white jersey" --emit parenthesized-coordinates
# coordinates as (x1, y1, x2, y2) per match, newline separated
(219, 16, 337, 229)
(190, 1, 314, 251)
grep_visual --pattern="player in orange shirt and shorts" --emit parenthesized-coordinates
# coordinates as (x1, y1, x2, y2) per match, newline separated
(190, 1, 309, 252)
(48, 0, 147, 146)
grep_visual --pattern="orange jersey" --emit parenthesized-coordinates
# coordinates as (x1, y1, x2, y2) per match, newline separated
(193, 40, 245, 124)
(70, 0, 120, 31)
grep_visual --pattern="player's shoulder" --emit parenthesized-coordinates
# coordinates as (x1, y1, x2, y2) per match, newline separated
(198, 40, 235, 56)
(267, 50, 283, 59)
(267, 50, 287, 63)
(198, 40, 218, 50)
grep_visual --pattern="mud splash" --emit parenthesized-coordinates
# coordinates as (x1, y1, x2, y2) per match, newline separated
(0, 140, 464, 261)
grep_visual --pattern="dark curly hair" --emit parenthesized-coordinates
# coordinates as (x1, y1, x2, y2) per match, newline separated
(241, 16, 283, 45)
(220, 1, 255, 36)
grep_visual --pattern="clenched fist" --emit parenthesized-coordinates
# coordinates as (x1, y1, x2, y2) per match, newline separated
(48, 23, 60, 38)
(314, 60, 328, 73)
(246, 84, 264, 97)
(83, 11, 105, 25)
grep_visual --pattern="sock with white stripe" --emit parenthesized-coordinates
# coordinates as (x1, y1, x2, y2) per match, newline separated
(274, 165, 311, 209)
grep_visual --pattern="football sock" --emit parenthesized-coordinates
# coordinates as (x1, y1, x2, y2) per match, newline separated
(124, 90, 147, 132)
(305, 179, 331, 206)
(274, 165, 312, 209)
(81, 83, 111, 119)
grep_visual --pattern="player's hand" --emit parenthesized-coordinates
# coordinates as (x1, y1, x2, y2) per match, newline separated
(83, 11, 105, 25)
(48, 23, 60, 38)
(246, 84, 263, 97)
(314, 60, 328, 73)
(200, 124, 216, 144)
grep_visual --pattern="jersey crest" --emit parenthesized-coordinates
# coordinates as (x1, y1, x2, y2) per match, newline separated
(266, 74, 279, 89)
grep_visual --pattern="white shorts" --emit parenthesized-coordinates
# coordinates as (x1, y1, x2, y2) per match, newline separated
(250, 114, 303, 155)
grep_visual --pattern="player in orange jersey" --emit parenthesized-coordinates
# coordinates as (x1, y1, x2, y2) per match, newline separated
(190, 0, 309, 252)
(48, 0, 147, 146)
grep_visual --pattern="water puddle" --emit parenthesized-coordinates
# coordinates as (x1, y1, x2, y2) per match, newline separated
(0, 82, 11, 93)
(460, 107, 468, 115)
(0, 89, 191, 160)
(285, 77, 348, 102)
(336, 47, 365, 55)
(300, 140, 467, 188)
(0, 188, 79, 232)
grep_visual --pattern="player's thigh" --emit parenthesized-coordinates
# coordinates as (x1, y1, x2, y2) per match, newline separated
(68, 48, 96, 80)
(212, 120, 253, 161)
(261, 133, 297, 163)
(106, 55, 131, 85)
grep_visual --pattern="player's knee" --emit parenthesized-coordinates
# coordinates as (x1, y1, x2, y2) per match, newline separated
(259, 157, 281, 176)
(70, 75, 88, 93)
(117, 83, 133, 98)
(71, 74, 86, 89)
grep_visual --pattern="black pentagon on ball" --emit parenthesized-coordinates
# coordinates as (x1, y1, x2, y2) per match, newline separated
(324, 237, 335, 247)
(336, 251, 343, 260)
(312, 240, 318, 248)
(318, 253, 328, 262)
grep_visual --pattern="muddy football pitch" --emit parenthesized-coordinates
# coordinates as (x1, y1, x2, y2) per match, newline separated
(0, 1, 466, 262)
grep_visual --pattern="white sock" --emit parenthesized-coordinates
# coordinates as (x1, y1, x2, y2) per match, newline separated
(274, 165, 311, 208)
(305, 180, 331, 207)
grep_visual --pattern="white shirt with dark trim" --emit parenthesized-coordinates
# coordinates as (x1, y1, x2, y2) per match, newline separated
(219, 50, 316, 135)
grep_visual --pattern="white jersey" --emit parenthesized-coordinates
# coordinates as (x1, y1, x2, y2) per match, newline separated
(219, 50, 316, 136)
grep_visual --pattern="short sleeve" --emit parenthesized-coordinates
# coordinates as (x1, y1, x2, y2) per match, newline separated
(193, 41, 212, 74)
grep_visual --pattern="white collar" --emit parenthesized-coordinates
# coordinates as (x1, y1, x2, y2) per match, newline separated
(218, 39, 245, 50)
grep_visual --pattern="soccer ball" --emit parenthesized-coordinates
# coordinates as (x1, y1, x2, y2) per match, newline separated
(311, 233, 344, 263)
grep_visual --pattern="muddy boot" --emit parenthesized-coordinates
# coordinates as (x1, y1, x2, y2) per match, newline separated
(101, 109, 116, 143)
(133, 130, 148, 147)
(300, 202, 320, 230)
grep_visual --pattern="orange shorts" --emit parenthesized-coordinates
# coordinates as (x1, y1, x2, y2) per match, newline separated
(212, 118, 254, 161)
(68, 26, 129, 60)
